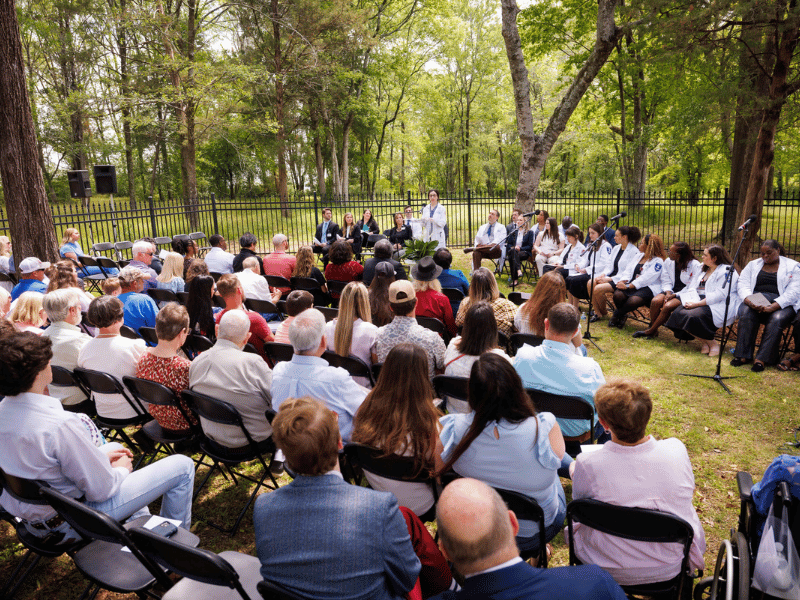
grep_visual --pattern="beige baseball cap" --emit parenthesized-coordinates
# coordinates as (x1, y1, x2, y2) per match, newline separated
(388, 280, 416, 303)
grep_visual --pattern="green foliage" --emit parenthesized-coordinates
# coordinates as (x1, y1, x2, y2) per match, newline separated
(402, 238, 439, 261)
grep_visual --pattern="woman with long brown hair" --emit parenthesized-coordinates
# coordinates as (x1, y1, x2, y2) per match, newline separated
(533, 217, 565, 277)
(436, 352, 566, 555)
(368, 261, 395, 327)
(292, 245, 328, 294)
(515, 270, 585, 354)
(455, 267, 517, 337)
(351, 343, 442, 519)
(609, 233, 666, 328)
(325, 282, 377, 386)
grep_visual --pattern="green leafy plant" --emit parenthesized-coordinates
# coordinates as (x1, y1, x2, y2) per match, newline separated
(402, 239, 439, 262)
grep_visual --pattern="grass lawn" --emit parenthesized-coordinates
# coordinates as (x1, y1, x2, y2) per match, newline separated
(2, 251, 799, 598)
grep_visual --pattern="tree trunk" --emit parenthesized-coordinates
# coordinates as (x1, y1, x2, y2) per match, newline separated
(116, 0, 136, 207)
(339, 112, 353, 204)
(501, 0, 624, 210)
(400, 121, 405, 197)
(271, 0, 289, 218)
(310, 103, 326, 197)
(736, 8, 800, 268)
(0, 0, 59, 265)
(463, 96, 471, 190)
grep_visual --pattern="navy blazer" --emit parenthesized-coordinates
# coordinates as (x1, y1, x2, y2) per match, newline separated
(316, 221, 341, 246)
(506, 230, 534, 254)
(430, 561, 626, 600)
(254, 474, 420, 600)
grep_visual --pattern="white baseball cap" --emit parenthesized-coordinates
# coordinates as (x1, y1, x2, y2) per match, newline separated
(19, 257, 51, 274)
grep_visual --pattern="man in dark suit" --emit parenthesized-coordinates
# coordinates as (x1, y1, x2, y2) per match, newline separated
(362, 239, 408, 286)
(253, 397, 422, 600)
(597, 215, 617, 247)
(313, 207, 340, 266)
(431, 478, 627, 600)
(233, 232, 264, 275)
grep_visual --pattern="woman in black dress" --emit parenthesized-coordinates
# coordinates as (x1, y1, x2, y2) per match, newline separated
(387, 212, 413, 259)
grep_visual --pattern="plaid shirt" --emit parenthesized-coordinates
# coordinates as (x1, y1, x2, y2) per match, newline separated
(456, 297, 518, 337)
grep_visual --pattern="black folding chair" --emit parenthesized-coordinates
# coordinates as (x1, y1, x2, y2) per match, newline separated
(138, 326, 159, 346)
(0, 469, 85, 599)
(177, 291, 190, 305)
(112, 241, 133, 260)
(266, 275, 292, 292)
(257, 579, 309, 600)
(153, 236, 173, 249)
(91, 241, 116, 257)
(371, 362, 383, 382)
(263, 342, 295, 368)
(433, 375, 469, 412)
(0, 271, 18, 286)
(183, 333, 215, 359)
(508, 332, 545, 356)
(321, 351, 375, 387)
(416, 315, 451, 344)
(343, 443, 438, 522)
(129, 526, 264, 600)
(441, 287, 465, 305)
(316, 306, 339, 322)
(496, 487, 549, 566)
(120, 324, 141, 340)
(326, 280, 349, 307)
(122, 376, 200, 465)
(507, 291, 531, 306)
(245, 298, 282, 320)
(50, 365, 95, 416)
(190, 232, 210, 256)
(525, 388, 595, 447)
(291, 276, 328, 306)
(72, 367, 152, 455)
(39, 485, 199, 598)
(147, 288, 180, 305)
(181, 389, 280, 535)
(567, 499, 695, 599)
(77, 256, 108, 293)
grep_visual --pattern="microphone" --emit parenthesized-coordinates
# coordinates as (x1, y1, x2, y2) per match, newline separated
(609, 211, 627, 221)
(738, 214, 758, 231)
(521, 209, 541, 218)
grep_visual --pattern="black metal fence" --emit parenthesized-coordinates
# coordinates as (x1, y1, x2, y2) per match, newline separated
(2, 189, 799, 259)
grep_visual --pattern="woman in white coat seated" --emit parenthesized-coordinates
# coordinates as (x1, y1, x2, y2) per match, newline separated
(633, 241, 702, 339)
(589, 226, 642, 323)
(665, 244, 740, 356)
(731, 239, 800, 372)
(608, 233, 666, 328)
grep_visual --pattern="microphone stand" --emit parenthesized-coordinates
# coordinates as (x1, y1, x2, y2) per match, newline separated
(583, 234, 604, 353)
(678, 224, 749, 394)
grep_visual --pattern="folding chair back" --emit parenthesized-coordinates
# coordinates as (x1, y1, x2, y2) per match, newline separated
(432, 375, 470, 406)
(245, 298, 280, 317)
(129, 527, 256, 599)
(0, 271, 18, 285)
(316, 306, 339, 322)
(321, 352, 374, 386)
(416, 316, 449, 343)
(441, 287, 464, 304)
(326, 280, 348, 297)
(153, 237, 173, 248)
(113, 241, 133, 259)
(343, 443, 435, 485)
(138, 326, 159, 346)
(177, 291, 190, 305)
(264, 342, 295, 366)
(525, 389, 594, 442)
(123, 376, 194, 428)
(266, 275, 292, 290)
(73, 367, 147, 415)
(147, 288, 180, 304)
(120, 325, 141, 340)
(567, 498, 694, 597)
(183, 333, 215, 357)
(508, 333, 545, 356)
(507, 291, 531, 306)
(92, 242, 116, 256)
(51, 365, 91, 398)
(494, 487, 548, 566)
(0, 468, 51, 506)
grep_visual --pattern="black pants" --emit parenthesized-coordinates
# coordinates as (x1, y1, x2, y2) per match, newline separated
(734, 293, 796, 364)
(507, 249, 531, 279)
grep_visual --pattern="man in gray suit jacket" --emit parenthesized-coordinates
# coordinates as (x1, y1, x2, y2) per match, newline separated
(253, 397, 420, 600)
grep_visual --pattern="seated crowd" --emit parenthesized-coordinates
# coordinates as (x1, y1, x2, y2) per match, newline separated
(0, 211, 796, 600)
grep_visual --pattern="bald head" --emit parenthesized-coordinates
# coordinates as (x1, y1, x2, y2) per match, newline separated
(437, 478, 519, 574)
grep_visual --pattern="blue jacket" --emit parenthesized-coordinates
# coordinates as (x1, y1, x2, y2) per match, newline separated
(254, 473, 420, 600)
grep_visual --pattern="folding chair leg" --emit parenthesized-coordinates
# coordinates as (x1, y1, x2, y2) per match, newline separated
(1, 549, 42, 600)
(192, 460, 223, 501)
(226, 469, 271, 536)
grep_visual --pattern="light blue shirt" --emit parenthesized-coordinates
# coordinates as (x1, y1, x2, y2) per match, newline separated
(271, 354, 368, 442)
(59, 241, 84, 257)
(514, 339, 605, 437)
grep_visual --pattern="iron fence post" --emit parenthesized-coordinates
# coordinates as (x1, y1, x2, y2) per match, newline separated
(210, 192, 219, 235)
(148, 196, 158, 237)
(314, 191, 319, 226)
(616, 188, 621, 218)
(721, 187, 729, 247)
(467, 189, 473, 243)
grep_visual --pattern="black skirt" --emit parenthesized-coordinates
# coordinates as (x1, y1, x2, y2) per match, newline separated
(566, 274, 591, 300)
(665, 305, 716, 341)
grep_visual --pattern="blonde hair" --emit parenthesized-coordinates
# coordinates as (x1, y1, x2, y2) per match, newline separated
(412, 279, 442, 293)
(0, 236, 11, 257)
(10, 292, 45, 327)
(61, 228, 79, 245)
(334, 282, 371, 357)
(157, 252, 185, 284)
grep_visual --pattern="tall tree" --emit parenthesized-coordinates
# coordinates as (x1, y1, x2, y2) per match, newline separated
(0, 0, 58, 264)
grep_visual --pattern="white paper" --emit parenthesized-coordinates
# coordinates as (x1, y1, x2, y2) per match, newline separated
(158, 249, 169, 260)
(680, 290, 701, 306)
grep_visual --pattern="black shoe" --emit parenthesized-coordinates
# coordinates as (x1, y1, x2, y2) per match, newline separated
(270, 460, 285, 476)
(607, 318, 619, 328)
(730, 357, 748, 367)
(632, 331, 654, 339)
(751, 361, 765, 372)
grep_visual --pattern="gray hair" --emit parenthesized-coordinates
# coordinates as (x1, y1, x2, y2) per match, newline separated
(217, 309, 250, 344)
(43, 288, 81, 322)
(242, 256, 260, 271)
(288, 308, 326, 353)
(272, 233, 287, 248)
(132, 240, 154, 256)
(374, 239, 393, 259)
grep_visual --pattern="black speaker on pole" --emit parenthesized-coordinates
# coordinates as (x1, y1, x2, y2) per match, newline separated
(93, 165, 118, 195)
(67, 170, 92, 198)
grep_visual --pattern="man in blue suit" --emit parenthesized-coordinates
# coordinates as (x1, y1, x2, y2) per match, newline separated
(432, 478, 627, 600)
(253, 397, 421, 600)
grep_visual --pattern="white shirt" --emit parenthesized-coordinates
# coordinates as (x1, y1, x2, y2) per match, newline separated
(0, 392, 129, 522)
(188, 339, 274, 447)
(78, 335, 147, 419)
(421, 203, 447, 247)
(473, 221, 506, 247)
(42, 321, 91, 405)
(203, 247, 235, 274)
(324, 318, 378, 387)
(571, 436, 705, 585)
(238, 268, 274, 302)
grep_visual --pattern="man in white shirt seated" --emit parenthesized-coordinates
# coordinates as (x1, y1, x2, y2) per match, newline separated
(271, 308, 368, 442)
(203, 234, 235, 274)
(471, 209, 506, 274)
(238, 256, 276, 302)
(188, 309, 274, 450)
(41, 288, 92, 411)
(127, 240, 158, 288)
(0, 332, 195, 542)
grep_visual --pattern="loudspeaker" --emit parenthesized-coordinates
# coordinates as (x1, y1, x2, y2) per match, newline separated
(93, 165, 117, 195)
(67, 170, 92, 198)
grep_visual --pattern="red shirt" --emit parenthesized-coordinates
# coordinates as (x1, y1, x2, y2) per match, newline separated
(263, 253, 296, 292)
(215, 308, 274, 361)
(415, 289, 457, 336)
(135, 353, 197, 432)
(324, 261, 365, 297)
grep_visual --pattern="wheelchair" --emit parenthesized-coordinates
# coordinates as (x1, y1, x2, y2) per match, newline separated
(694, 465, 800, 600)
